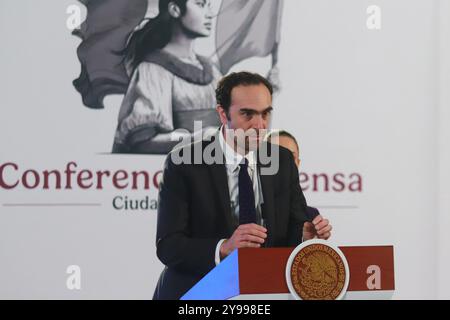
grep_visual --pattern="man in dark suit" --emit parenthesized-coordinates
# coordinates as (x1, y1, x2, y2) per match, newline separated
(153, 72, 332, 300)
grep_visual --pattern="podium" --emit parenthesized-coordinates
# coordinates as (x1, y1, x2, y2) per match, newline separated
(181, 243, 395, 300)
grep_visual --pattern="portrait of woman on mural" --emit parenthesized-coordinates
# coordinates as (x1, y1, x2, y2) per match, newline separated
(73, 0, 284, 154)
(113, 0, 222, 154)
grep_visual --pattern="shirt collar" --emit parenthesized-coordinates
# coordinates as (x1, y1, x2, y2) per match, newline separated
(218, 126, 257, 173)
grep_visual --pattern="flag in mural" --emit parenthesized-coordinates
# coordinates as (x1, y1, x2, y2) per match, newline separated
(73, 0, 149, 109)
(215, 0, 284, 74)
(73, 0, 284, 110)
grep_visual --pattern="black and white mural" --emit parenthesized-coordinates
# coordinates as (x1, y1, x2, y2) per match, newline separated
(73, 0, 284, 154)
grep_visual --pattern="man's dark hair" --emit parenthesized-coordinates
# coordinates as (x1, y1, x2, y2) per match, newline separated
(267, 130, 299, 151)
(215, 71, 273, 114)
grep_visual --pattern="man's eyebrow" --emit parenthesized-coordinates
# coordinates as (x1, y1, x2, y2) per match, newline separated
(239, 107, 273, 114)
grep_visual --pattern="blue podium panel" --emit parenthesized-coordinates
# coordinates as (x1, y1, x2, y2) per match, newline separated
(181, 250, 240, 300)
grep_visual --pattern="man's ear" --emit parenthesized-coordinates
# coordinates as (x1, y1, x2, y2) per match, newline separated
(216, 105, 229, 126)
(168, 2, 181, 18)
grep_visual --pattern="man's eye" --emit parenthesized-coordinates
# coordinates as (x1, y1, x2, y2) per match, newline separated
(261, 111, 271, 119)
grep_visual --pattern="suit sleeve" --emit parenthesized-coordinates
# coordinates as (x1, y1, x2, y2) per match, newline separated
(286, 150, 309, 246)
(156, 155, 222, 276)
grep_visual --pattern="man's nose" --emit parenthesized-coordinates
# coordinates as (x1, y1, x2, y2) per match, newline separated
(252, 115, 267, 130)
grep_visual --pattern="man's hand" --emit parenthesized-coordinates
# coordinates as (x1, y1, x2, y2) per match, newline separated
(303, 215, 332, 241)
(220, 224, 267, 259)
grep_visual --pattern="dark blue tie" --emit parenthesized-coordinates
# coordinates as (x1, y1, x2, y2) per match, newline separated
(239, 158, 257, 225)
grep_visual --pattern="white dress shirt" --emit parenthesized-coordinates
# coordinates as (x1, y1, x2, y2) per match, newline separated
(214, 127, 265, 265)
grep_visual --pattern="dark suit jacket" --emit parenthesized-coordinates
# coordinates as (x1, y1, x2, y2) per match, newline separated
(306, 206, 320, 220)
(153, 133, 310, 300)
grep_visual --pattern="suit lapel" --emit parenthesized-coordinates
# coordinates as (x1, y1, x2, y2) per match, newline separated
(209, 163, 234, 234)
(257, 141, 278, 247)
(207, 132, 234, 235)
(258, 165, 276, 247)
